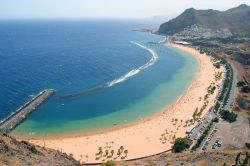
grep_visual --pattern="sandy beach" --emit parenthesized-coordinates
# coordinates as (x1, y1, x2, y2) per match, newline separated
(21, 43, 224, 163)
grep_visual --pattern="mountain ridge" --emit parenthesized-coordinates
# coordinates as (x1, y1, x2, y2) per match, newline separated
(158, 4, 250, 37)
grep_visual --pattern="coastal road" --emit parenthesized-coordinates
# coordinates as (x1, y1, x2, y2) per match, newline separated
(224, 65, 238, 111)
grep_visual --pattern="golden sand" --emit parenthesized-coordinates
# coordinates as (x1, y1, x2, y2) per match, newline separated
(25, 43, 224, 163)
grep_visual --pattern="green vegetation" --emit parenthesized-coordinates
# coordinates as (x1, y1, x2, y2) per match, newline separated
(222, 65, 233, 107)
(237, 81, 246, 87)
(237, 81, 250, 93)
(235, 152, 249, 166)
(210, 56, 234, 115)
(192, 135, 206, 151)
(220, 110, 237, 123)
(198, 105, 207, 117)
(172, 137, 190, 153)
(215, 72, 222, 81)
(191, 118, 218, 151)
(214, 62, 221, 69)
(214, 102, 220, 111)
(101, 161, 115, 166)
(241, 86, 250, 93)
(212, 117, 219, 123)
(192, 108, 199, 122)
(218, 64, 233, 104)
(245, 143, 250, 149)
(95, 144, 128, 161)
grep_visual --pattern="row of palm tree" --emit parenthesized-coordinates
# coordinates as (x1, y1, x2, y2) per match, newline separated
(95, 145, 128, 161)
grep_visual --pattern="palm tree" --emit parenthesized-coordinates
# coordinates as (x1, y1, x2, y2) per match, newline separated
(108, 149, 114, 158)
(124, 150, 128, 158)
(117, 149, 121, 157)
(120, 146, 124, 153)
(100, 150, 103, 157)
(104, 149, 109, 157)
(96, 147, 103, 157)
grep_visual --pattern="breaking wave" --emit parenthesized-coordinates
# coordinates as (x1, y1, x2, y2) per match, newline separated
(61, 41, 158, 99)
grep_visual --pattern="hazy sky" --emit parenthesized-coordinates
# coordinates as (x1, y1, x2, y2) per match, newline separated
(1, 0, 250, 19)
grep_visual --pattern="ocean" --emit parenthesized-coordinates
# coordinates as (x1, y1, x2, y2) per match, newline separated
(0, 20, 198, 137)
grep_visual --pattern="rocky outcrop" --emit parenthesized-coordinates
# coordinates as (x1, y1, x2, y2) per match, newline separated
(0, 133, 81, 166)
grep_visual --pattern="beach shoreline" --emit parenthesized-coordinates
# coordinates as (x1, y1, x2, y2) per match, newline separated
(14, 43, 224, 163)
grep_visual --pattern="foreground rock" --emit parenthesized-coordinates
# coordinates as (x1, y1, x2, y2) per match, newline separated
(0, 132, 81, 166)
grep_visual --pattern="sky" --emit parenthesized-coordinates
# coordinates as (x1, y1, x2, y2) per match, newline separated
(0, 0, 250, 19)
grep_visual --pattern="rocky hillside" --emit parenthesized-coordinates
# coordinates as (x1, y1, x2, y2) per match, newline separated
(0, 132, 81, 166)
(158, 4, 250, 37)
(121, 150, 250, 166)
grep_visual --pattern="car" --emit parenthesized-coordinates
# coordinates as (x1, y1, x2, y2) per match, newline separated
(202, 146, 206, 150)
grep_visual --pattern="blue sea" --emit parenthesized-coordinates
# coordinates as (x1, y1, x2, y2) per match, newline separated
(0, 20, 198, 137)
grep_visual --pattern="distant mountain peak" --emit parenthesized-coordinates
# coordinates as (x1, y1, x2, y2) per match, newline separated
(238, 4, 248, 8)
(158, 4, 250, 37)
(186, 8, 195, 11)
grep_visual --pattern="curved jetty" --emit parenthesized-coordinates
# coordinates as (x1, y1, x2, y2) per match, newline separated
(0, 89, 55, 133)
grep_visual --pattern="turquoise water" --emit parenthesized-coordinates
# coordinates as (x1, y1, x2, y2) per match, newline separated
(0, 20, 198, 137)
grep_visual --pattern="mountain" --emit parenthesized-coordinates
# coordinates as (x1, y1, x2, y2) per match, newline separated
(158, 4, 250, 37)
(0, 132, 81, 166)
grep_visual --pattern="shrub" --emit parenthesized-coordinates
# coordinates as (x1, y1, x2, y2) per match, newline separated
(212, 117, 219, 123)
(245, 143, 250, 149)
(237, 81, 246, 87)
(101, 161, 115, 166)
(172, 138, 190, 153)
(241, 86, 250, 93)
(220, 110, 237, 123)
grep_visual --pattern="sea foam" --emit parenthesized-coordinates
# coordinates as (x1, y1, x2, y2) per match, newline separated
(61, 41, 158, 99)
(105, 41, 158, 88)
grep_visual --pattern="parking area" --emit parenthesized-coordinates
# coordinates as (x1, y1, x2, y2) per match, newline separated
(206, 111, 250, 151)
(188, 109, 217, 141)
